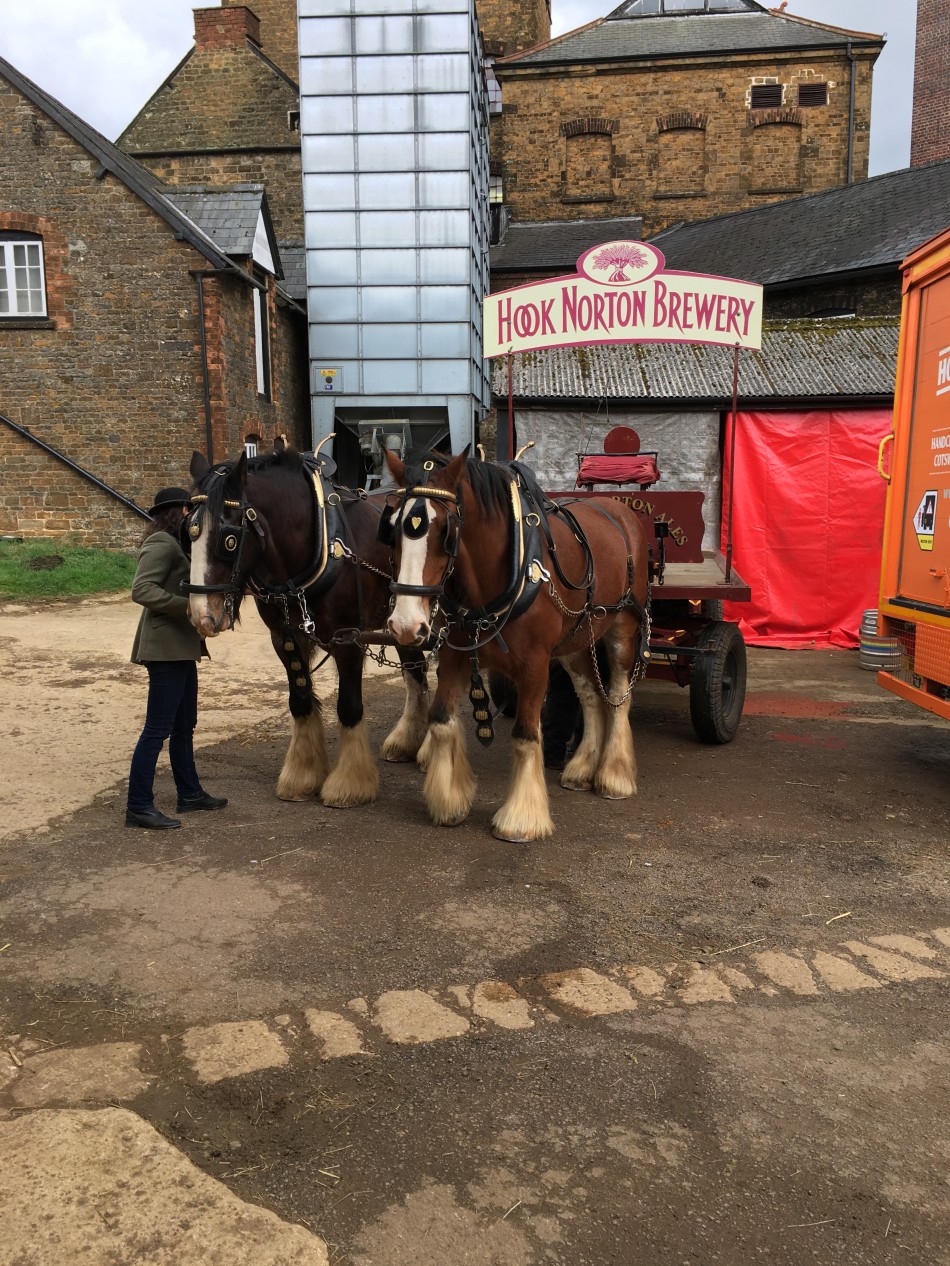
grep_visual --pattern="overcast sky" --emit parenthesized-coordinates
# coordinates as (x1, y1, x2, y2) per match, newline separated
(0, 1, 916, 175)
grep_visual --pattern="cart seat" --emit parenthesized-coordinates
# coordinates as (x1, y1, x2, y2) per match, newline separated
(576, 425, 660, 490)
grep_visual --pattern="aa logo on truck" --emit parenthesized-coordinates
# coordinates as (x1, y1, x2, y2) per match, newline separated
(914, 490, 938, 551)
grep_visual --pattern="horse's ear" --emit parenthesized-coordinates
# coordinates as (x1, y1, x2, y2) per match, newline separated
(442, 449, 469, 489)
(384, 449, 406, 485)
(273, 435, 286, 454)
(233, 450, 248, 486)
(190, 451, 210, 481)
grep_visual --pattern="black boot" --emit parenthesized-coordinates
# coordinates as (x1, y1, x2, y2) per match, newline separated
(126, 808, 181, 830)
(176, 792, 228, 812)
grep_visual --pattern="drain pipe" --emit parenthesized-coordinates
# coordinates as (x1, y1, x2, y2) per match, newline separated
(190, 264, 271, 464)
(846, 41, 856, 185)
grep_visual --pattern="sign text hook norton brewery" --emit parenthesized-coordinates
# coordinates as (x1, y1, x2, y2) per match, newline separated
(483, 241, 764, 358)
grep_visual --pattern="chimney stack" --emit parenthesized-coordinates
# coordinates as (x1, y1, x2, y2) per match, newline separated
(193, 6, 262, 53)
(911, 0, 950, 167)
(222, 0, 300, 82)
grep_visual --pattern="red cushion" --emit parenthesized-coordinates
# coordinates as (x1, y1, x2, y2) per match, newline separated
(577, 454, 660, 486)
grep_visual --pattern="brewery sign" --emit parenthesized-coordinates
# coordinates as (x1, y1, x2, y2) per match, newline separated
(484, 241, 763, 357)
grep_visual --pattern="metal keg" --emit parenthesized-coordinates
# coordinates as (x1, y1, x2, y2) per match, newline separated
(858, 608, 901, 671)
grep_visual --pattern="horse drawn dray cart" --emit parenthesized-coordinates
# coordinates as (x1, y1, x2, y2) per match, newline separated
(561, 422, 750, 745)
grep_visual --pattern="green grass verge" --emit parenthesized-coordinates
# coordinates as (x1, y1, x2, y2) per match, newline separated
(0, 539, 138, 600)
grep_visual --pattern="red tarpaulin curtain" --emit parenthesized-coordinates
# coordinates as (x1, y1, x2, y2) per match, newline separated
(721, 409, 893, 648)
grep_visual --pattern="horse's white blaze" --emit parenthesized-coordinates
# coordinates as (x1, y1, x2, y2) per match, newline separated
(187, 523, 229, 636)
(492, 737, 554, 842)
(388, 501, 434, 643)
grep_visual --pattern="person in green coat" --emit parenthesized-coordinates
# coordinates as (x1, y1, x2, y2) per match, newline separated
(126, 487, 228, 830)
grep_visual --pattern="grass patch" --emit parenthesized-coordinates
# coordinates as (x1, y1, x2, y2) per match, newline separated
(0, 539, 137, 600)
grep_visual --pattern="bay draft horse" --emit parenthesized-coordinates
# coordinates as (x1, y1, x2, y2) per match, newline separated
(383, 450, 650, 842)
(185, 448, 429, 807)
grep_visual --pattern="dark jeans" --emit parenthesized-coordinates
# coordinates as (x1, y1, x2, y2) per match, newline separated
(127, 660, 203, 812)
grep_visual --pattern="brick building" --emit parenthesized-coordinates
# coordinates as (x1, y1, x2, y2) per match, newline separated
(119, 4, 302, 245)
(911, 0, 950, 167)
(490, 0, 883, 237)
(0, 54, 308, 547)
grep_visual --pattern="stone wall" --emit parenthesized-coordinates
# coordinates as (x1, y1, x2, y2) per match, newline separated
(139, 151, 303, 244)
(494, 49, 876, 235)
(478, 0, 551, 56)
(224, 0, 299, 83)
(0, 83, 307, 547)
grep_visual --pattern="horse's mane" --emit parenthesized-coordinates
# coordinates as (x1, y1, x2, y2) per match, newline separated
(403, 449, 511, 520)
(195, 448, 307, 516)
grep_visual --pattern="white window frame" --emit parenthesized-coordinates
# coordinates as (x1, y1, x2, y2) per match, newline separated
(0, 237, 47, 317)
(253, 285, 271, 400)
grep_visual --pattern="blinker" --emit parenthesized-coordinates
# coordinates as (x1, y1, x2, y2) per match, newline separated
(403, 499, 429, 540)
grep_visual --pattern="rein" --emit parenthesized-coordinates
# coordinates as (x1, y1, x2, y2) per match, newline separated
(182, 457, 346, 632)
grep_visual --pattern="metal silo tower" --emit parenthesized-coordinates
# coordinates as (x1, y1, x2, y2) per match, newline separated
(298, 0, 491, 486)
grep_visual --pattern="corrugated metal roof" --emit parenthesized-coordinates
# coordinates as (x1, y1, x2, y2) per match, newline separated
(651, 160, 950, 286)
(502, 11, 881, 68)
(490, 318, 898, 402)
(491, 216, 645, 272)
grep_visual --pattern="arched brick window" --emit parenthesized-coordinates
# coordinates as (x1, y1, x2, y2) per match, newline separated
(561, 118, 617, 202)
(750, 109, 803, 194)
(656, 112, 707, 196)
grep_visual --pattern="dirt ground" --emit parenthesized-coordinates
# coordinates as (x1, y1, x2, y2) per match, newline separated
(1, 596, 949, 1265)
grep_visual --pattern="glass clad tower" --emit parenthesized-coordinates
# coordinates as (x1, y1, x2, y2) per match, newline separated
(299, 0, 491, 479)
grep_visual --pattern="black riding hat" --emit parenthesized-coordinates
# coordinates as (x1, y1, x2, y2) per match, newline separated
(148, 486, 193, 516)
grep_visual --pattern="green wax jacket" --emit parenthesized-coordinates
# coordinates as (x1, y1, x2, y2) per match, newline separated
(129, 530, 205, 664)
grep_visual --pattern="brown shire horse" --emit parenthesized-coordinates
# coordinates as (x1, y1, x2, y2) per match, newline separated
(186, 448, 429, 807)
(383, 450, 650, 842)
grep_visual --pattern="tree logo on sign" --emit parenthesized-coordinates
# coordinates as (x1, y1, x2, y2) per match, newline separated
(577, 240, 664, 287)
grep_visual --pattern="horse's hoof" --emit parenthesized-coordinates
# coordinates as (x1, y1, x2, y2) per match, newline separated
(491, 827, 533, 843)
(276, 791, 318, 802)
(597, 790, 633, 800)
(321, 792, 377, 809)
(560, 778, 593, 793)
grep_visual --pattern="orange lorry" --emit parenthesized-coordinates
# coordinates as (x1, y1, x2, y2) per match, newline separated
(878, 225, 950, 720)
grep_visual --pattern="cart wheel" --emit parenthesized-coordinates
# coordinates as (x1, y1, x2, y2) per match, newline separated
(689, 621, 747, 744)
(701, 599, 724, 621)
(488, 671, 518, 718)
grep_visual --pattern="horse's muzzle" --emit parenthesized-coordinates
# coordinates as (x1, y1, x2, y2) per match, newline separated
(387, 614, 430, 647)
(189, 602, 231, 638)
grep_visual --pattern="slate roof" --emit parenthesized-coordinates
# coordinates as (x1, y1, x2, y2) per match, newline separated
(501, 7, 882, 67)
(0, 55, 304, 311)
(490, 318, 898, 403)
(491, 216, 645, 273)
(650, 159, 950, 288)
(0, 53, 236, 275)
(164, 185, 282, 278)
(277, 243, 307, 303)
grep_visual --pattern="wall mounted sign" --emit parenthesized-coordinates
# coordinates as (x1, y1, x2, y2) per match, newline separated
(484, 241, 763, 357)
